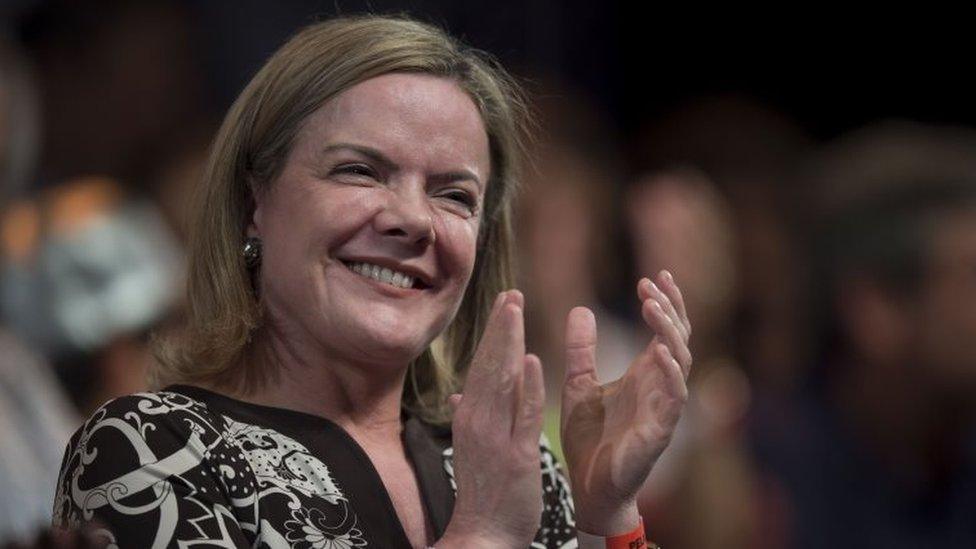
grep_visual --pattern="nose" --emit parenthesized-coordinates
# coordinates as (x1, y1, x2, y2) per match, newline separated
(373, 184, 435, 247)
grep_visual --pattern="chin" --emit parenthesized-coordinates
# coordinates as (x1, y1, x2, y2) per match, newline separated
(341, 315, 442, 365)
(355, 334, 433, 367)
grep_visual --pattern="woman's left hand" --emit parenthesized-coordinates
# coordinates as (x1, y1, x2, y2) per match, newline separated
(560, 270, 692, 535)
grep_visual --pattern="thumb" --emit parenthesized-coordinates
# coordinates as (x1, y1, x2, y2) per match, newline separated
(564, 306, 599, 384)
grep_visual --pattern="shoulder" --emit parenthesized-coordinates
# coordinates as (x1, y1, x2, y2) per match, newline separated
(57, 390, 224, 479)
(53, 391, 225, 521)
(53, 390, 253, 547)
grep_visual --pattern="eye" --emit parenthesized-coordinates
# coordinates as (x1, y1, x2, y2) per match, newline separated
(331, 163, 378, 180)
(436, 189, 478, 213)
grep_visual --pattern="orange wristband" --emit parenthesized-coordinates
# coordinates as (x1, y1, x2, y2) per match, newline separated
(577, 517, 658, 549)
(606, 517, 645, 549)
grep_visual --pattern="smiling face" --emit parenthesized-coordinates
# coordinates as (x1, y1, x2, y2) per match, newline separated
(249, 73, 491, 368)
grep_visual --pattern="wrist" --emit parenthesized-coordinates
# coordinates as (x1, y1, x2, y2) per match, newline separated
(574, 501, 641, 537)
(577, 516, 651, 549)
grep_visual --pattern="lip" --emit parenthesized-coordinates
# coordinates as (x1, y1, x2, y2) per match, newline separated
(336, 255, 435, 289)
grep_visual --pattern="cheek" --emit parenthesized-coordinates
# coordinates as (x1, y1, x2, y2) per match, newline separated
(262, 210, 323, 272)
(286, 186, 372, 243)
(258, 188, 365, 291)
(435, 216, 480, 286)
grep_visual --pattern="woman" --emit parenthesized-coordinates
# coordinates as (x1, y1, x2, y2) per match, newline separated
(52, 15, 691, 548)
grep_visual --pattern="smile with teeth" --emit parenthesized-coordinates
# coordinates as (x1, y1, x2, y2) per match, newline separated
(344, 261, 420, 289)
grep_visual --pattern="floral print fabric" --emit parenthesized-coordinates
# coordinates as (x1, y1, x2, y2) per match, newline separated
(52, 387, 577, 548)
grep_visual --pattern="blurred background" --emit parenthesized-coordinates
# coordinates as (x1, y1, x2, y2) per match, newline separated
(1, 1, 975, 547)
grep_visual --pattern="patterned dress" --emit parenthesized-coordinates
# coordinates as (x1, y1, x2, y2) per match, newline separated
(52, 386, 578, 548)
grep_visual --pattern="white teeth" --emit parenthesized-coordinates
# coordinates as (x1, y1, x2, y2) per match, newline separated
(346, 261, 417, 289)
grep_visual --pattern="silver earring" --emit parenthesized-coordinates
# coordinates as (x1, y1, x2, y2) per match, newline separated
(242, 237, 262, 268)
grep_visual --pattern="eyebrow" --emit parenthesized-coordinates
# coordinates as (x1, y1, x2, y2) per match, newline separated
(321, 142, 484, 189)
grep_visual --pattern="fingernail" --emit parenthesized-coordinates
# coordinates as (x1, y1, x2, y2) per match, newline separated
(664, 270, 674, 282)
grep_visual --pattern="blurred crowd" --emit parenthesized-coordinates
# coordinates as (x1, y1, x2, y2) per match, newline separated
(2, 2, 975, 548)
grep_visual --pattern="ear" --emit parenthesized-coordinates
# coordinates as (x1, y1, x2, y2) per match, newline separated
(246, 181, 264, 239)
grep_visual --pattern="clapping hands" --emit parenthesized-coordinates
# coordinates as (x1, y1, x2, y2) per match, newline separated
(439, 272, 691, 546)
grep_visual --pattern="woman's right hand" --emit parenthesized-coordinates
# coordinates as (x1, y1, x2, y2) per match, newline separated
(437, 290, 546, 548)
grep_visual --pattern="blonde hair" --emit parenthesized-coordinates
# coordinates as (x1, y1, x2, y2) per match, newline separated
(152, 15, 527, 424)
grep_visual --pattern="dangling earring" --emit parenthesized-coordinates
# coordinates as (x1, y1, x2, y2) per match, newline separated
(242, 237, 262, 269)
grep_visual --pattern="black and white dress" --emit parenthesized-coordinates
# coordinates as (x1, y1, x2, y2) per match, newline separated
(52, 385, 578, 548)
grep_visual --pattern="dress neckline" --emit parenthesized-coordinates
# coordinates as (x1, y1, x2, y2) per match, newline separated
(163, 383, 456, 544)
(165, 383, 393, 430)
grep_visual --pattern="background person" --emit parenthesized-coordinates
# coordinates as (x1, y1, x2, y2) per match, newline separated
(0, 33, 80, 547)
(752, 122, 976, 548)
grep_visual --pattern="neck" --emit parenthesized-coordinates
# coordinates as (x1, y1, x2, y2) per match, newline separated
(232, 323, 409, 442)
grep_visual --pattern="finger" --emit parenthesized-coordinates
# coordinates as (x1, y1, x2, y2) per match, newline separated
(642, 298, 692, 377)
(634, 344, 687, 412)
(470, 291, 507, 358)
(512, 353, 545, 442)
(472, 302, 525, 430)
(477, 289, 523, 355)
(637, 277, 654, 301)
(659, 270, 691, 335)
(633, 344, 687, 445)
(448, 393, 463, 412)
(489, 289, 509, 319)
(487, 302, 526, 391)
(507, 288, 525, 309)
(468, 291, 515, 379)
(506, 301, 526, 364)
(648, 343, 688, 405)
(639, 277, 686, 342)
(564, 306, 599, 384)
